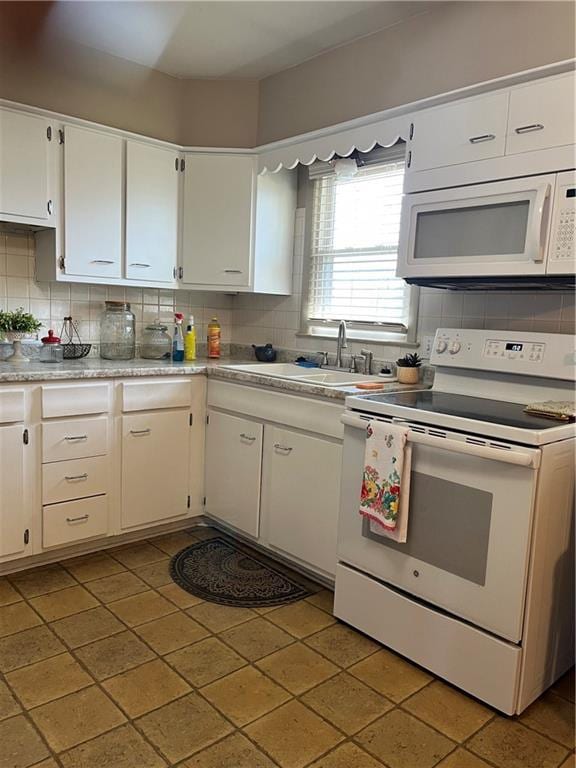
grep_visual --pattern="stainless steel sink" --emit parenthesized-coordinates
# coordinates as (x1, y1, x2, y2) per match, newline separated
(222, 363, 382, 387)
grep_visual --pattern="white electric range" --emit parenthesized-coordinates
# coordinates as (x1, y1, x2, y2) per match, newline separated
(335, 328, 575, 715)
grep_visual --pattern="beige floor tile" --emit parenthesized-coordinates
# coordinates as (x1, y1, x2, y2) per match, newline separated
(302, 672, 392, 734)
(189, 527, 220, 541)
(308, 742, 385, 768)
(245, 700, 343, 768)
(357, 709, 454, 768)
(467, 718, 569, 768)
(437, 749, 494, 768)
(134, 612, 209, 655)
(50, 606, 124, 648)
(0, 678, 21, 721)
(61, 552, 126, 583)
(201, 665, 291, 726)
(520, 692, 576, 749)
(559, 756, 576, 768)
(0, 625, 65, 672)
(107, 590, 177, 627)
(110, 542, 167, 569)
(305, 623, 380, 668)
(306, 590, 335, 615)
(60, 723, 167, 768)
(0, 714, 50, 767)
(9, 564, 77, 598)
(133, 560, 173, 588)
(149, 531, 196, 556)
(266, 601, 336, 639)
(30, 686, 126, 753)
(183, 732, 277, 767)
(75, 631, 156, 680)
(84, 571, 148, 603)
(166, 637, 246, 687)
(219, 617, 294, 661)
(187, 601, 256, 632)
(349, 648, 432, 702)
(6, 652, 93, 709)
(0, 578, 22, 606)
(103, 658, 190, 718)
(157, 583, 204, 609)
(30, 760, 59, 768)
(552, 668, 575, 703)
(0, 601, 42, 638)
(136, 693, 233, 764)
(256, 643, 338, 695)
(403, 680, 493, 742)
(29, 586, 98, 622)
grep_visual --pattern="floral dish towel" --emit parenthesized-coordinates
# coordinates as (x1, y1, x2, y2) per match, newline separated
(359, 420, 412, 543)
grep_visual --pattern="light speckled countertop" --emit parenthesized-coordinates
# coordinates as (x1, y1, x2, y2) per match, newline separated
(0, 357, 426, 400)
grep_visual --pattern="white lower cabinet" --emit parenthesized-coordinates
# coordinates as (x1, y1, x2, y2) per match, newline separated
(205, 410, 263, 537)
(121, 410, 191, 530)
(262, 426, 342, 577)
(0, 424, 30, 560)
(43, 496, 108, 550)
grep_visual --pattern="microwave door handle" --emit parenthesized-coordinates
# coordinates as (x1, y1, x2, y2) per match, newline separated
(529, 183, 551, 263)
(340, 412, 540, 469)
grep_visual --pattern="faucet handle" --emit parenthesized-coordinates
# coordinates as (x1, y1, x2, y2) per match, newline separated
(316, 351, 329, 367)
(360, 348, 374, 375)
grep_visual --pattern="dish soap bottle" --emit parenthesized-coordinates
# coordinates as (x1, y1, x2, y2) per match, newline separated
(172, 313, 185, 362)
(184, 315, 196, 362)
(207, 317, 221, 359)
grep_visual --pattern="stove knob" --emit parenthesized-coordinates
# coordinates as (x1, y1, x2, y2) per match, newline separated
(435, 340, 447, 354)
(449, 341, 461, 355)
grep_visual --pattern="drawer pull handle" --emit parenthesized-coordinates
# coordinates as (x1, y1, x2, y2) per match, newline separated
(130, 428, 151, 436)
(515, 123, 544, 134)
(468, 133, 496, 144)
(240, 433, 256, 442)
(65, 473, 88, 481)
(66, 514, 90, 523)
(224, 269, 243, 273)
(64, 435, 88, 442)
(129, 263, 151, 268)
(274, 444, 293, 454)
(90, 259, 115, 264)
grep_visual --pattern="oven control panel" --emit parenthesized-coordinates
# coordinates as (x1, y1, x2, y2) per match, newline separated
(483, 339, 545, 363)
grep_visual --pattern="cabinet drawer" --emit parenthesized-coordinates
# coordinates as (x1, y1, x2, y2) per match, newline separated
(43, 495, 108, 549)
(42, 456, 108, 505)
(42, 383, 110, 418)
(0, 390, 25, 423)
(121, 380, 192, 412)
(42, 417, 108, 463)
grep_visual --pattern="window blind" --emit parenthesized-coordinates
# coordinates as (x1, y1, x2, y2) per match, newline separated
(307, 156, 408, 329)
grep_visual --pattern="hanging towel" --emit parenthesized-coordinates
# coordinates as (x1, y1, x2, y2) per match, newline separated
(359, 420, 412, 543)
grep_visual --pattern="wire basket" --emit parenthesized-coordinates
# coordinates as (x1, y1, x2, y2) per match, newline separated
(62, 343, 92, 360)
(59, 317, 92, 359)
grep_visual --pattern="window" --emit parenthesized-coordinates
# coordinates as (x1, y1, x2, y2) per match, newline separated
(303, 145, 416, 342)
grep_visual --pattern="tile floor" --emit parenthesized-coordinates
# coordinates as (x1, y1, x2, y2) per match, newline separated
(0, 526, 573, 768)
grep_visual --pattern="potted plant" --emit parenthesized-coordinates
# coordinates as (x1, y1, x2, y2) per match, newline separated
(396, 352, 422, 384)
(0, 308, 42, 363)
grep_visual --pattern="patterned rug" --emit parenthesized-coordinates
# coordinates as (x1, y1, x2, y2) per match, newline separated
(170, 537, 314, 607)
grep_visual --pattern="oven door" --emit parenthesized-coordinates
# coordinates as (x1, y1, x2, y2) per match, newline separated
(338, 412, 541, 643)
(397, 174, 555, 279)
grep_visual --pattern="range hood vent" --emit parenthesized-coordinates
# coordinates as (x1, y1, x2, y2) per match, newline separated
(405, 276, 576, 292)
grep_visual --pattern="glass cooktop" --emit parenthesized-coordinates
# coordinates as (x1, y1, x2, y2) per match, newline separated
(361, 390, 569, 430)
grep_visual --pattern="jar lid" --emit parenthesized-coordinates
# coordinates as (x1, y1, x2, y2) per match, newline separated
(105, 301, 131, 311)
(41, 330, 61, 344)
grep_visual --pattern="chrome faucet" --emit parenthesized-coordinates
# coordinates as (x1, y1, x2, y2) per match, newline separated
(335, 320, 348, 368)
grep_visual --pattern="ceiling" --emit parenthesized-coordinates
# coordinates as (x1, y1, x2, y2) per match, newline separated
(39, 1, 435, 79)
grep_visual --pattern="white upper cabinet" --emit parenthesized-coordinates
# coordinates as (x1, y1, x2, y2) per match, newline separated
(63, 125, 123, 280)
(506, 74, 576, 155)
(0, 109, 52, 223)
(125, 140, 179, 284)
(409, 92, 509, 172)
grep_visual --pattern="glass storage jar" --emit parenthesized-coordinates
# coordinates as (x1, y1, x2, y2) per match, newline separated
(39, 330, 63, 363)
(99, 301, 136, 360)
(140, 324, 172, 360)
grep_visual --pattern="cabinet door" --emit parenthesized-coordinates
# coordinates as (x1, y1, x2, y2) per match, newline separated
(0, 425, 29, 559)
(121, 410, 190, 529)
(181, 154, 254, 287)
(205, 410, 263, 537)
(409, 92, 508, 172)
(126, 141, 179, 283)
(507, 74, 576, 155)
(0, 109, 50, 220)
(263, 426, 342, 576)
(64, 125, 123, 280)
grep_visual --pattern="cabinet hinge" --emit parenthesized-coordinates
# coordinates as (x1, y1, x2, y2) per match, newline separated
(175, 158, 179, 171)
(173, 266, 178, 280)
(409, 122, 414, 140)
(189, 414, 193, 426)
(58, 129, 65, 145)
(203, 496, 206, 507)
(58, 255, 66, 273)
(180, 158, 186, 172)
(47, 200, 53, 216)
(178, 266, 184, 280)
(46, 126, 52, 141)
(206, 414, 210, 425)
(23, 429, 29, 445)
(406, 150, 412, 169)
(24, 529, 30, 545)
(187, 496, 191, 509)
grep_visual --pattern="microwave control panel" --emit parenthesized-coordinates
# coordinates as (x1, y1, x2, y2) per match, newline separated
(548, 171, 576, 271)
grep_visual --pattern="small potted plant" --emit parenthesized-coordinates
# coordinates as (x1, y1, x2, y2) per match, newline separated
(0, 308, 42, 364)
(396, 352, 422, 384)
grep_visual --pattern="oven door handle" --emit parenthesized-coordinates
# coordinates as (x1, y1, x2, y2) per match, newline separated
(341, 413, 540, 469)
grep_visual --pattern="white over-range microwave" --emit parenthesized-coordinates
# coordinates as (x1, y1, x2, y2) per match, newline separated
(397, 170, 575, 288)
